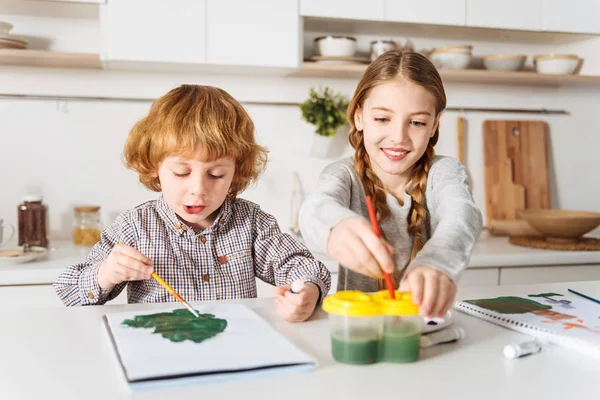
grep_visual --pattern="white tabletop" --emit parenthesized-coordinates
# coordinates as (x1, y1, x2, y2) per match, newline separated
(1, 280, 599, 400)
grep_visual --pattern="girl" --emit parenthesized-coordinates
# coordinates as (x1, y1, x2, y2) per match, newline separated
(299, 50, 482, 318)
(55, 84, 331, 322)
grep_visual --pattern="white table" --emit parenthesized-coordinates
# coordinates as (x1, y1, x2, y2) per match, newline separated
(1, 281, 599, 400)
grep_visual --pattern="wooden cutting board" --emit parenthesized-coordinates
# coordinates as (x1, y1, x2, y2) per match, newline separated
(483, 120, 551, 224)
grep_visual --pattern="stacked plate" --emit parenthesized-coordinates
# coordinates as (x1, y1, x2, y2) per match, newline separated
(0, 22, 28, 50)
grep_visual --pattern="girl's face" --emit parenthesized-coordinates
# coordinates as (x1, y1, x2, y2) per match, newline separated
(158, 152, 235, 230)
(354, 79, 440, 189)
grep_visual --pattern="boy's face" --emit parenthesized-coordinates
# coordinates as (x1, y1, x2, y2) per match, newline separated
(158, 153, 235, 230)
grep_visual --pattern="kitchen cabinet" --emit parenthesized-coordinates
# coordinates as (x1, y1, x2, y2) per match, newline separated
(541, 0, 600, 34)
(207, 0, 300, 68)
(500, 264, 600, 286)
(0, 284, 127, 309)
(466, 0, 542, 31)
(300, 0, 385, 21)
(102, 0, 206, 64)
(384, 0, 466, 27)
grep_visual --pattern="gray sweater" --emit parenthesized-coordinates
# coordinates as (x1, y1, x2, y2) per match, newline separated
(299, 156, 483, 292)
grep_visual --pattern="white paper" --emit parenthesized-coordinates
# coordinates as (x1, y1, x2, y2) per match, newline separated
(104, 304, 316, 383)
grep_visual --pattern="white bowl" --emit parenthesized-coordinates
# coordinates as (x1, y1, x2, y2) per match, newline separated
(435, 45, 473, 54)
(0, 22, 13, 36)
(314, 36, 357, 58)
(483, 54, 527, 72)
(534, 54, 580, 75)
(430, 50, 471, 69)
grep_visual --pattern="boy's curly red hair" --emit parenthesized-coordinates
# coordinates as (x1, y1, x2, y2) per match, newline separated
(123, 84, 268, 197)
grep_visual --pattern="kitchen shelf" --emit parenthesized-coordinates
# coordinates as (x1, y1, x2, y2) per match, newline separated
(289, 62, 600, 86)
(0, 49, 101, 69)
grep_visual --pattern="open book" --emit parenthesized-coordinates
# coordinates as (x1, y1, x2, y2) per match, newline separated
(104, 304, 316, 388)
(455, 292, 600, 358)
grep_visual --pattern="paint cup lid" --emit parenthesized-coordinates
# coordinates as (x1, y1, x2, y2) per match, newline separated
(322, 291, 380, 317)
(371, 290, 420, 316)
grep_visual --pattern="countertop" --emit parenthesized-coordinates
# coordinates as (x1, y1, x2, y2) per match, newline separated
(0, 280, 598, 399)
(1, 232, 599, 286)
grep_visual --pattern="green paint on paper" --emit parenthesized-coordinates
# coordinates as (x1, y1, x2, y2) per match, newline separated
(528, 293, 564, 298)
(465, 296, 551, 314)
(121, 308, 227, 343)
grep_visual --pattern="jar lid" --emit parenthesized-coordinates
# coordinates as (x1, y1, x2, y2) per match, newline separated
(371, 290, 420, 316)
(322, 290, 380, 317)
(23, 194, 42, 202)
(74, 205, 100, 213)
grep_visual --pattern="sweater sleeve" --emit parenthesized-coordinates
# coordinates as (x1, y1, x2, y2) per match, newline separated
(299, 162, 361, 253)
(408, 157, 483, 282)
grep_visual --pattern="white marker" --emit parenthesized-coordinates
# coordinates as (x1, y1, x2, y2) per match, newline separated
(420, 327, 466, 348)
(290, 280, 305, 294)
(503, 340, 542, 359)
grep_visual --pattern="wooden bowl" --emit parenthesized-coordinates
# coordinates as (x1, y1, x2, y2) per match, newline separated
(518, 209, 600, 242)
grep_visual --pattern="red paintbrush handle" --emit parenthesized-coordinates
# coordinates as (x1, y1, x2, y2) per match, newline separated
(365, 196, 395, 299)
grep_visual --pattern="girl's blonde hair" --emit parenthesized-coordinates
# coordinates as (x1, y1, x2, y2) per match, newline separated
(348, 50, 446, 269)
(123, 84, 268, 196)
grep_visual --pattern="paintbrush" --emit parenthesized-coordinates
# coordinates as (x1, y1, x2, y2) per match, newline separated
(365, 196, 396, 299)
(151, 272, 200, 318)
(118, 242, 199, 318)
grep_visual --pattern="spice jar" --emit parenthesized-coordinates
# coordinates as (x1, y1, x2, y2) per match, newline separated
(18, 194, 49, 248)
(72, 205, 102, 246)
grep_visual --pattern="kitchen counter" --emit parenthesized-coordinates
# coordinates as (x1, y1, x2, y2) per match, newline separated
(0, 280, 598, 399)
(1, 232, 599, 286)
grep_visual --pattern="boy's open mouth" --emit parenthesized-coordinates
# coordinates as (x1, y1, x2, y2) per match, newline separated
(183, 205, 206, 214)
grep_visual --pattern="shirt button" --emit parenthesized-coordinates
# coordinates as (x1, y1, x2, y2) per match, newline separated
(199, 235, 206, 244)
(174, 224, 180, 230)
(181, 225, 188, 231)
(87, 292, 95, 299)
(202, 274, 210, 282)
(219, 220, 225, 225)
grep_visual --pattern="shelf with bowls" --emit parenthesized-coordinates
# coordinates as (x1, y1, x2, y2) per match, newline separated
(0, 49, 101, 69)
(289, 61, 600, 86)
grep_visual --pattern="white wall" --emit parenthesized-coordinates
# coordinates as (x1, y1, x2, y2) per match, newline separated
(1, 66, 599, 246)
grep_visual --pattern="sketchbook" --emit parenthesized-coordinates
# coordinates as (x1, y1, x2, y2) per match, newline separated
(455, 292, 600, 358)
(103, 304, 316, 387)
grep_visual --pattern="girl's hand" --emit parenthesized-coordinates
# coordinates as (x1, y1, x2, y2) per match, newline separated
(327, 217, 394, 278)
(274, 282, 320, 322)
(97, 243, 153, 290)
(399, 266, 456, 318)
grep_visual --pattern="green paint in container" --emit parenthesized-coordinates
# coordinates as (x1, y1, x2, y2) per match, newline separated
(372, 290, 423, 363)
(331, 331, 379, 364)
(322, 291, 382, 365)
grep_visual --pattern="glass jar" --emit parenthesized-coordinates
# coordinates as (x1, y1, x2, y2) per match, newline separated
(372, 290, 422, 363)
(322, 291, 382, 365)
(370, 40, 397, 61)
(72, 205, 101, 246)
(18, 194, 48, 248)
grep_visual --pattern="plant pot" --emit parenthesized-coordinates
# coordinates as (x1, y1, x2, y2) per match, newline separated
(310, 125, 350, 158)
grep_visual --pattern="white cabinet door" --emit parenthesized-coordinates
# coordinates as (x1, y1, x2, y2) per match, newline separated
(500, 264, 600, 286)
(300, 0, 385, 21)
(0, 285, 127, 308)
(466, 0, 542, 31)
(542, 0, 600, 34)
(385, 0, 466, 26)
(207, 0, 300, 67)
(102, 0, 206, 64)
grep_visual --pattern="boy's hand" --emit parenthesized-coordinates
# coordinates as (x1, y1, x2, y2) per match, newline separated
(97, 243, 153, 290)
(274, 282, 320, 322)
(399, 266, 456, 318)
(327, 217, 394, 278)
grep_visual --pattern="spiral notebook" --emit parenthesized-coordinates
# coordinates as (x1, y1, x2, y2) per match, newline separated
(455, 292, 600, 358)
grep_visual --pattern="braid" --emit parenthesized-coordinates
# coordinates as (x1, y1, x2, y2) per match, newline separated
(350, 129, 390, 221)
(407, 141, 435, 261)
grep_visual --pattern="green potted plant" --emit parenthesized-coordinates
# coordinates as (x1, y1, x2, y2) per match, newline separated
(300, 86, 350, 157)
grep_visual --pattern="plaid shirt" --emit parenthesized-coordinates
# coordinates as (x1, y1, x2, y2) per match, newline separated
(54, 195, 331, 306)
